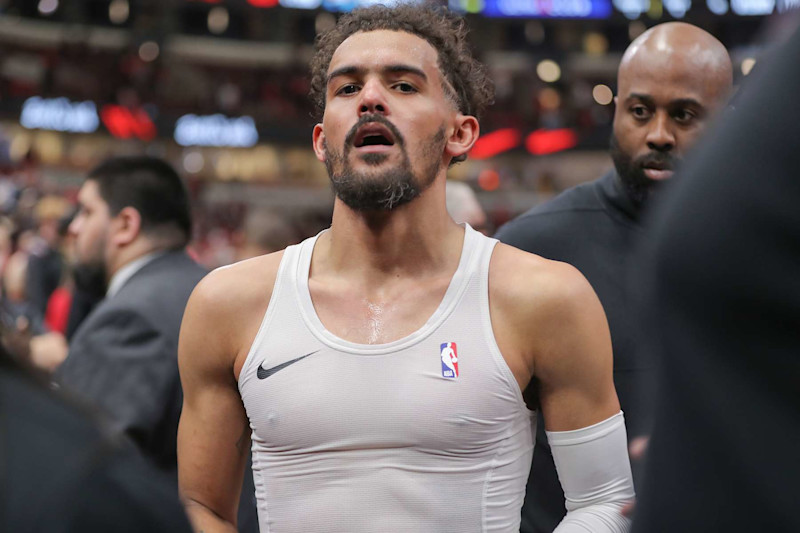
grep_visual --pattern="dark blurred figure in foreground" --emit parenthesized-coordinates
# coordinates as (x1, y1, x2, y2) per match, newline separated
(496, 23, 732, 532)
(632, 23, 800, 533)
(0, 338, 193, 532)
(53, 156, 206, 481)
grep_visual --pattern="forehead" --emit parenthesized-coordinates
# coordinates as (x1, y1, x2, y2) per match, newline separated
(618, 52, 722, 106)
(329, 29, 442, 80)
(78, 180, 103, 206)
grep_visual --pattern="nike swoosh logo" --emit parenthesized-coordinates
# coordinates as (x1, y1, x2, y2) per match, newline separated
(257, 350, 320, 380)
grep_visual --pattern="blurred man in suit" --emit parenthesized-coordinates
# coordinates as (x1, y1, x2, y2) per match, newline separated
(496, 23, 732, 532)
(54, 156, 206, 480)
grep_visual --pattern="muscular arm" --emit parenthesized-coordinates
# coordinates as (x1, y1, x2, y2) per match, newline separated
(491, 244, 633, 532)
(531, 261, 619, 431)
(177, 256, 280, 532)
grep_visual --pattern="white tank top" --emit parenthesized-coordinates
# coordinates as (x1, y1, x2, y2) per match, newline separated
(238, 224, 535, 533)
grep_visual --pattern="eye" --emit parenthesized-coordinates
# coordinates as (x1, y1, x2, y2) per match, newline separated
(630, 105, 651, 120)
(672, 108, 697, 124)
(335, 84, 360, 96)
(393, 82, 417, 94)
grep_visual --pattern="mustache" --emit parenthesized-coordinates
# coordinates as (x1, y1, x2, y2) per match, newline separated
(635, 152, 678, 170)
(344, 114, 405, 148)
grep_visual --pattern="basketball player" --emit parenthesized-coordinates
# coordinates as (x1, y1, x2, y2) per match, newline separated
(177, 6, 634, 532)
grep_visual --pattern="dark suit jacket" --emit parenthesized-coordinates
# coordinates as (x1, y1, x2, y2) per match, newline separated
(55, 250, 206, 476)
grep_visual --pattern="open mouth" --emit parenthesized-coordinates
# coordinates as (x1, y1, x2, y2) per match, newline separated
(353, 124, 396, 148)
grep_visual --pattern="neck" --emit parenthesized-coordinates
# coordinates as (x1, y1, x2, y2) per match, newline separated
(319, 181, 464, 284)
(107, 239, 172, 280)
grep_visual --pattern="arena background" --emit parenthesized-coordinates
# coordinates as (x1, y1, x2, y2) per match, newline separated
(0, 0, 795, 267)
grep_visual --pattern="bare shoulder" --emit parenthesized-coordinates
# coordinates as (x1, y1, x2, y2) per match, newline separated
(490, 242, 599, 319)
(191, 251, 285, 316)
(489, 243, 611, 388)
(180, 251, 286, 373)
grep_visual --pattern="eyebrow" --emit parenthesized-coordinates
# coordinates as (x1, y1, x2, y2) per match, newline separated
(624, 93, 654, 107)
(625, 93, 704, 109)
(327, 64, 428, 85)
(669, 98, 704, 110)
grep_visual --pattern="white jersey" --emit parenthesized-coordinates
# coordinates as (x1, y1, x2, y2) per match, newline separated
(238, 224, 535, 533)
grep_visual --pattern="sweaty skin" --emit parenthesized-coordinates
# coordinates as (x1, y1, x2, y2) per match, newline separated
(366, 301, 384, 344)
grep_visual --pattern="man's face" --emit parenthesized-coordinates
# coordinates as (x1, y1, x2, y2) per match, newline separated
(69, 180, 111, 297)
(313, 30, 457, 211)
(612, 50, 727, 206)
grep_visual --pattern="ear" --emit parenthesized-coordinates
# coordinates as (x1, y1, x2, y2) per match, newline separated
(312, 123, 326, 163)
(445, 114, 480, 161)
(110, 207, 142, 247)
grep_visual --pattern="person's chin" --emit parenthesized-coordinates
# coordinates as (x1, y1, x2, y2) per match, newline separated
(353, 148, 396, 167)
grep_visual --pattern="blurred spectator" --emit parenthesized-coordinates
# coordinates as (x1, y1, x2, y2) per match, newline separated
(235, 209, 299, 261)
(199, 226, 237, 268)
(1, 228, 44, 338)
(52, 156, 206, 483)
(0, 217, 14, 275)
(26, 195, 70, 321)
(445, 180, 489, 234)
(0, 335, 194, 533)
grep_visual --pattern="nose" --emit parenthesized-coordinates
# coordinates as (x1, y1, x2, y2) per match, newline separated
(645, 112, 675, 152)
(358, 79, 388, 116)
(68, 215, 81, 237)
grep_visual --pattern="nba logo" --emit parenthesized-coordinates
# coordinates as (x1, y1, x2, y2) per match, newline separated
(440, 342, 459, 378)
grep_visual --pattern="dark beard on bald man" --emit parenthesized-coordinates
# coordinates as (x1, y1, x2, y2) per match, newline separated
(610, 134, 677, 208)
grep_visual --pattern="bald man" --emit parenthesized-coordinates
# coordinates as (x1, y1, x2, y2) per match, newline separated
(496, 23, 732, 533)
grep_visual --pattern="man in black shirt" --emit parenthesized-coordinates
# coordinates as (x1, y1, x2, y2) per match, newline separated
(495, 23, 733, 532)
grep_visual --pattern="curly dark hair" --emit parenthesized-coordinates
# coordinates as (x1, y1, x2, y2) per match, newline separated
(309, 4, 494, 124)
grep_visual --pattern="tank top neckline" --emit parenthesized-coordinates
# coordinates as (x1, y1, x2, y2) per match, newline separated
(295, 223, 480, 355)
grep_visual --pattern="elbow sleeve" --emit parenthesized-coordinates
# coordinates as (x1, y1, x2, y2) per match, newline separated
(547, 411, 635, 533)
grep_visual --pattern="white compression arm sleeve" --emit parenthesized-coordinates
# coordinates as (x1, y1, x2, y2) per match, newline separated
(548, 411, 635, 533)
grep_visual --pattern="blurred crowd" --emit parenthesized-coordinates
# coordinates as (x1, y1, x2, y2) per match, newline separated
(0, 149, 333, 369)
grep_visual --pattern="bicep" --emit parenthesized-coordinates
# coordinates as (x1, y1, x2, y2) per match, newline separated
(533, 268, 620, 432)
(177, 283, 250, 526)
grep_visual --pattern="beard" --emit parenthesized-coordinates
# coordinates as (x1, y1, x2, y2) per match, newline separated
(609, 134, 678, 209)
(72, 259, 108, 299)
(325, 114, 446, 212)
